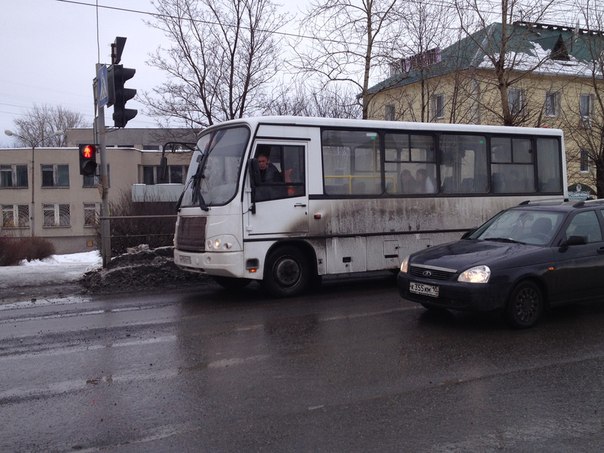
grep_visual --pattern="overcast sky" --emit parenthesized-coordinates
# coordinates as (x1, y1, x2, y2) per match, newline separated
(0, 0, 308, 146)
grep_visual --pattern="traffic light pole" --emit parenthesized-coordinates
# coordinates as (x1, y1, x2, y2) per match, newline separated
(95, 64, 111, 268)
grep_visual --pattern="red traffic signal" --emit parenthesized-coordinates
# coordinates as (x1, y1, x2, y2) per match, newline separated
(79, 144, 98, 176)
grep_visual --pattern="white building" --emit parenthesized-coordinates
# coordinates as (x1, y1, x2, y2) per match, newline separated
(1, 129, 196, 253)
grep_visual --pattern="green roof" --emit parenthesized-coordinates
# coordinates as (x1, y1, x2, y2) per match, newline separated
(368, 21, 604, 94)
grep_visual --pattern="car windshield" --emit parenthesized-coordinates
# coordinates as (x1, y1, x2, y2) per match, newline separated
(470, 208, 564, 245)
(180, 126, 250, 209)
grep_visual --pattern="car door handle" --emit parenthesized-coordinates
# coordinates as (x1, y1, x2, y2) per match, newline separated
(598, 247, 604, 254)
(294, 203, 307, 208)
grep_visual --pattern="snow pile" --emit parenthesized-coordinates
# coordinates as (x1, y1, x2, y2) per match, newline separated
(80, 246, 207, 293)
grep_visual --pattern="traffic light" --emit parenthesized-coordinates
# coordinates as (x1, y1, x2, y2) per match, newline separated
(79, 144, 98, 176)
(108, 64, 137, 128)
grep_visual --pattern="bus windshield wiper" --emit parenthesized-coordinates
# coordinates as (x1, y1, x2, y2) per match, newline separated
(191, 168, 209, 211)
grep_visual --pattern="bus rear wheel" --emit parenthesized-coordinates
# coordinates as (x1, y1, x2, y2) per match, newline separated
(263, 246, 311, 297)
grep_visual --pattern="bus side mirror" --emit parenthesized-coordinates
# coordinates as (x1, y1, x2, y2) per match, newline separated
(248, 158, 260, 212)
(249, 158, 261, 187)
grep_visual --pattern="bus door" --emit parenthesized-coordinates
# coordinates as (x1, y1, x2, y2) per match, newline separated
(246, 142, 308, 236)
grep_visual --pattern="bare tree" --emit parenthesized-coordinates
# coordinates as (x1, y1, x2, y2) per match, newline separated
(560, 1, 604, 197)
(454, 0, 558, 126)
(11, 104, 85, 147)
(374, 0, 459, 122)
(263, 82, 361, 118)
(143, 0, 284, 128)
(292, 0, 402, 119)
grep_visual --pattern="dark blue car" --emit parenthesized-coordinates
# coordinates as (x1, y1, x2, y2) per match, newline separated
(398, 199, 604, 328)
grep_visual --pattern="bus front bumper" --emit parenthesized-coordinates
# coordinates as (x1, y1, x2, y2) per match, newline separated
(174, 250, 259, 279)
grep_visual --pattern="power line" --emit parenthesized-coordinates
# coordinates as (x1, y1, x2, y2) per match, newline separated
(55, 0, 331, 43)
(54, 0, 603, 47)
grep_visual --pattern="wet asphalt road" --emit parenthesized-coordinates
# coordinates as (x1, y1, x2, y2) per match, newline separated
(2, 275, 604, 452)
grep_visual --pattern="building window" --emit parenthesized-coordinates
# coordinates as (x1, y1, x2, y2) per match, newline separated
(41, 164, 69, 187)
(0, 165, 28, 188)
(430, 94, 445, 120)
(83, 165, 110, 188)
(143, 166, 155, 185)
(580, 149, 590, 172)
(580, 94, 593, 118)
(1, 204, 29, 228)
(508, 88, 525, 115)
(142, 165, 187, 184)
(579, 94, 594, 128)
(84, 203, 99, 227)
(43, 203, 70, 227)
(384, 104, 395, 121)
(545, 91, 559, 117)
(169, 166, 184, 183)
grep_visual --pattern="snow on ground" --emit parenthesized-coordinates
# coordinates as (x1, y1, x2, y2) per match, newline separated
(0, 251, 103, 290)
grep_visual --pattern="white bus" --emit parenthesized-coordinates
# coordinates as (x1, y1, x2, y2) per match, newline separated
(172, 116, 567, 296)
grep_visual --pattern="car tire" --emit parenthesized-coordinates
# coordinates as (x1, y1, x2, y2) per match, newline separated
(263, 246, 311, 297)
(505, 281, 544, 328)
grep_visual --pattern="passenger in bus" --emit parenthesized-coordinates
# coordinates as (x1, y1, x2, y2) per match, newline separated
(254, 150, 293, 200)
(416, 168, 436, 193)
(398, 169, 416, 193)
(256, 151, 284, 184)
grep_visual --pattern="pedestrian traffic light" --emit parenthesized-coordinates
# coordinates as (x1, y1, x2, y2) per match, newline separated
(108, 64, 137, 128)
(79, 144, 98, 176)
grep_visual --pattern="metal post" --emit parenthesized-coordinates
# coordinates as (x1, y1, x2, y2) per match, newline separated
(30, 145, 35, 236)
(95, 63, 111, 268)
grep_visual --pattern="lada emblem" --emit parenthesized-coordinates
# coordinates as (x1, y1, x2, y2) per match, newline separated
(422, 270, 432, 277)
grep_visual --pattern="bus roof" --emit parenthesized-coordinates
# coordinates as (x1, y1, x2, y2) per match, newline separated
(204, 116, 564, 137)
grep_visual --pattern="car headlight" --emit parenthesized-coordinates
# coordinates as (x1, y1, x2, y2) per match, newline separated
(458, 265, 491, 283)
(400, 256, 409, 273)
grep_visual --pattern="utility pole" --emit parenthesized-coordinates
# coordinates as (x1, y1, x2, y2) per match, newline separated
(93, 37, 136, 268)
(94, 65, 111, 267)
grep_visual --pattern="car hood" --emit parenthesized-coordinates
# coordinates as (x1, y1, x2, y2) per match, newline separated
(410, 239, 546, 271)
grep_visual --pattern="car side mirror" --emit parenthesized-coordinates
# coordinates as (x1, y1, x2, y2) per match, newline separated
(560, 235, 587, 251)
(566, 235, 587, 246)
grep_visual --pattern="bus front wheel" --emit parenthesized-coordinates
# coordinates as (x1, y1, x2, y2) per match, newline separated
(263, 246, 311, 297)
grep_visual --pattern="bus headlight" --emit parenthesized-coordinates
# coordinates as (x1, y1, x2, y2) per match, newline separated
(458, 265, 490, 283)
(400, 256, 409, 273)
(206, 236, 236, 251)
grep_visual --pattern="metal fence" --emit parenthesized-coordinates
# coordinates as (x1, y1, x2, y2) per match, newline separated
(99, 214, 177, 266)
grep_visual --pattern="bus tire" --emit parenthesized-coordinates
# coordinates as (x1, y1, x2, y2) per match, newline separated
(212, 276, 251, 291)
(263, 246, 310, 297)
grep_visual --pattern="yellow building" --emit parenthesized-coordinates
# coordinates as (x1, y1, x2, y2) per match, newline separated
(366, 21, 603, 197)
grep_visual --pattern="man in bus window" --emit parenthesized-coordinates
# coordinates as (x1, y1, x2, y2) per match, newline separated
(257, 151, 284, 184)
(254, 149, 293, 201)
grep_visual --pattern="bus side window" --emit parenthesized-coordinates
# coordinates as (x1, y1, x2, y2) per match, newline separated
(251, 144, 305, 201)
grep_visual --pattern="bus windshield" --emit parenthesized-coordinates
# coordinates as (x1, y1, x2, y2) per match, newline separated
(180, 126, 250, 209)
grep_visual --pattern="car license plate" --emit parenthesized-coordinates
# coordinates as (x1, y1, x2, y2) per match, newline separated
(409, 281, 439, 298)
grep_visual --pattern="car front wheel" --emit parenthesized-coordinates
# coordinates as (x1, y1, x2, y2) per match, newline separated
(505, 281, 544, 328)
